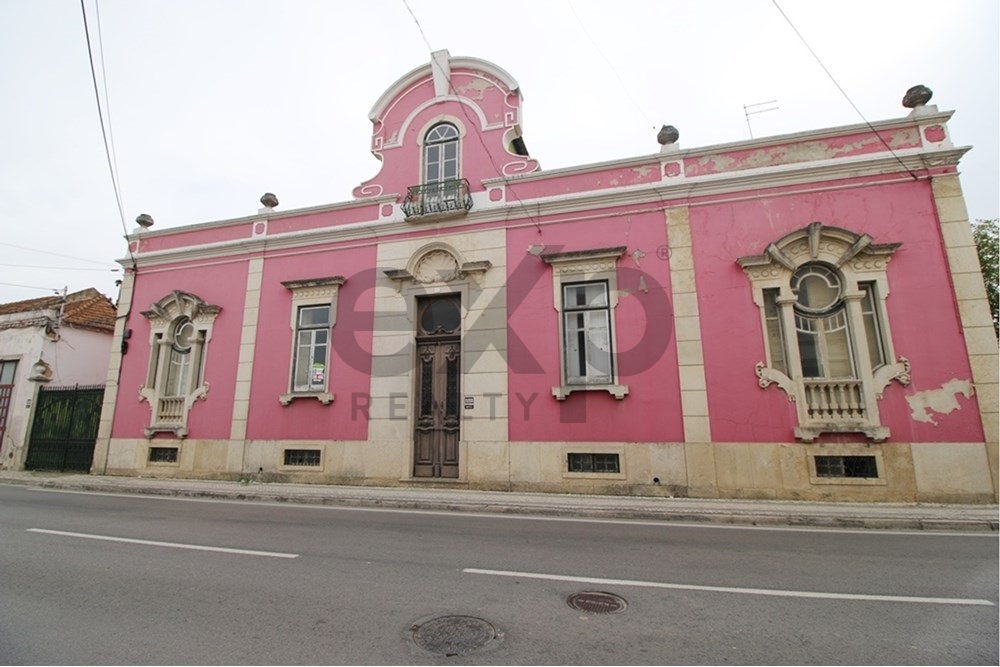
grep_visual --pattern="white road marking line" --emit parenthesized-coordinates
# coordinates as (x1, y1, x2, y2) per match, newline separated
(26, 528, 299, 559)
(23, 487, 997, 537)
(463, 568, 996, 607)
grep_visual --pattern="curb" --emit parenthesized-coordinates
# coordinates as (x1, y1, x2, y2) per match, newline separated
(4, 476, 997, 532)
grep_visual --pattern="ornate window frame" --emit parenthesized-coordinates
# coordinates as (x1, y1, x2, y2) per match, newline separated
(541, 246, 629, 401)
(737, 222, 910, 441)
(139, 291, 220, 438)
(279, 276, 345, 406)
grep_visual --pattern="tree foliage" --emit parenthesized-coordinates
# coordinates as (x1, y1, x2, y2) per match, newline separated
(972, 218, 999, 336)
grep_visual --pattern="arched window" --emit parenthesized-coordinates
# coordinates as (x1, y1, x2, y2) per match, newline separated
(424, 123, 459, 183)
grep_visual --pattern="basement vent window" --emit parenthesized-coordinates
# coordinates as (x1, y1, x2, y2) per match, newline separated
(814, 455, 878, 479)
(148, 447, 178, 463)
(283, 449, 321, 467)
(568, 453, 620, 474)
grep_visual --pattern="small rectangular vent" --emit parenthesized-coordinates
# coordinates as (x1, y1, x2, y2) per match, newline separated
(815, 455, 878, 478)
(568, 453, 620, 474)
(148, 447, 178, 463)
(283, 449, 321, 467)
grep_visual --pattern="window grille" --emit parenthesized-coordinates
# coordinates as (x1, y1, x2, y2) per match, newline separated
(814, 455, 878, 478)
(283, 449, 321, 467)
(568, 453, 621, 473)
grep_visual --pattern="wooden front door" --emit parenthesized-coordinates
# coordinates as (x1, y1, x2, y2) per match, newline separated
(413, 296, 461, 478)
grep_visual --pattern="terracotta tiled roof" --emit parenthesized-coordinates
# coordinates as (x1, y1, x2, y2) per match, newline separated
(0, 288, 116, 333)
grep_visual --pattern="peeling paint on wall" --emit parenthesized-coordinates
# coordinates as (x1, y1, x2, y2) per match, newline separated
(527, 244, 545, 256)
(631, 248, 645, 265)
(906, 378, 975, 425)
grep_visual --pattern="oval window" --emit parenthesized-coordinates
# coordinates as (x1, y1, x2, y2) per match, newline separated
(792, 264, 842, 313)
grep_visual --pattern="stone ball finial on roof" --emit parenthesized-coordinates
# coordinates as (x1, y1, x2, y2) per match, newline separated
(135, 213, 154, 228)
(260, 192, 279, 209)
(902, 85, 933, 109)
(657, 125, 680, 146)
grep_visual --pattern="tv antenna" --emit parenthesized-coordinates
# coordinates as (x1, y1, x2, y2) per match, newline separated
(744, 100, 779, 139)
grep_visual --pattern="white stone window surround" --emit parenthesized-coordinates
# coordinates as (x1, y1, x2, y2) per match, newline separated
(139, 291, 221, 439)
(737, 222, 911, 442)
(541, 246, 629, 401)
(279, 276, 346, 406)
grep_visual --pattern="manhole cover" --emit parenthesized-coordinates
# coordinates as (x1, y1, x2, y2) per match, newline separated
(410, 615, 502, 656)
(566, 591, 628, 614)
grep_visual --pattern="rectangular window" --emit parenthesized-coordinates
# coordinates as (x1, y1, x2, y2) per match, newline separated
(860, 283, 887, 369)
(563, 282, 612, 385)
(148, 446, 178, 463)
(283, 449, 321, 467)
(0, 360, 16, 446)
(568, 453, 621, 473)
(815, 455, 878, 478)
(762, 289, 787, 375)
(292, 305, 330, 392)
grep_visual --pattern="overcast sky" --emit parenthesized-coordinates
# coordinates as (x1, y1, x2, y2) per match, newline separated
(1, 0, 996, 305)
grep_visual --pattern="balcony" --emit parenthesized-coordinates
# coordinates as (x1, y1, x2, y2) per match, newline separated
(402, 179, 473, 220)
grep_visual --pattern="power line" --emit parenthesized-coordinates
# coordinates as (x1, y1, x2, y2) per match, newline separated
(0, 263, 120, 272)
(0, 281, 62, 293)
(79, 0, 138, 265)
(398, 1, 545, 234)
(771, 0, 918, 180)
(566, 0, 656, 131)
(0, 241, 118, 266)
(401, 0, 434, 52)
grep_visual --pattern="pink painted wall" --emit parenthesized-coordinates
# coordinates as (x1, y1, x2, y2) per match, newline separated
(506, 162, 662, 200)
(506, 209, 684, 442)
(355, 68, 538, 200)
(684, 127, 922, 177)
(694, 177, 983, 443)
(112, 260, 248, 439)
(245, 244, 378, 441)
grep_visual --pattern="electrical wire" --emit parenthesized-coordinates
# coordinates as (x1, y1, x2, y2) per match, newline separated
(566, 0, 656, 131)
(399, 0, 545, 234)
(0, 241, 117, 266)
(0, 282, 62, 293)
(79, 0, 138, 266)
(0, 263, 120, 272)
(771, 0, 919, 180)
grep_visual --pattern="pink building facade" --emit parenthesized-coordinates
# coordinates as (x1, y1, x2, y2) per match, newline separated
(93, 52, 998, 503)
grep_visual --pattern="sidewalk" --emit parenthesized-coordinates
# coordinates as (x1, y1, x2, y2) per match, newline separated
(1, 470, 996, 532)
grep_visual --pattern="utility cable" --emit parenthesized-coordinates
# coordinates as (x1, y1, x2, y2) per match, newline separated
(399, 0, 545, 234)
(771, 0, 919, 180)
(0, 263, 120, 272)
(79, 0, 138, 266)
(0, 241, 117, 266)
(566, 0, 656, 131)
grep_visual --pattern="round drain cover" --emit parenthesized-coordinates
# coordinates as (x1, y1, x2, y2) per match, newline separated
(567, 591, 628, 614)
(410, 615, 502, 656)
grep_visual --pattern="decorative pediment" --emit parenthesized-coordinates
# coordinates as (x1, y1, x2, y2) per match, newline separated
(141, 291, 221, 326)
(383, 243, 492, 285)
(737, 222, 900, 277)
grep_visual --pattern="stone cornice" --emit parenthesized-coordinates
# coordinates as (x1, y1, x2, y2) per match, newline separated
(483, 109, 956, 186)
(126, 194, 398, 242)
(119, 146, 968, 270)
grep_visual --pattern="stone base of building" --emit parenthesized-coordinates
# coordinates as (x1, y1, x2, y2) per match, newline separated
(94, 438, 997, 505)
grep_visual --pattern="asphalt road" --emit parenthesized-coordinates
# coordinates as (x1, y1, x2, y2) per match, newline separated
(0, 484, 996, 665)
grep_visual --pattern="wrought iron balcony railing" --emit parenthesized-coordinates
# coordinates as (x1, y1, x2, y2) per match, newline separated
(402, 179, 473, 219)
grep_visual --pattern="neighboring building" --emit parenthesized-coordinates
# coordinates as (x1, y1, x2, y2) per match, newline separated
(93, 51, 998, 503)
(0, 288, 116, 470)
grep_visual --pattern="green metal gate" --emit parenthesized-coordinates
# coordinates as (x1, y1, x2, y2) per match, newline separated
(25, 385, 105, 472)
